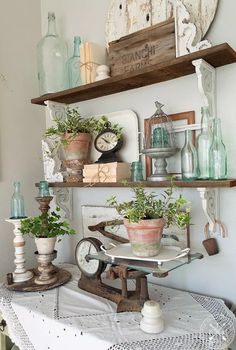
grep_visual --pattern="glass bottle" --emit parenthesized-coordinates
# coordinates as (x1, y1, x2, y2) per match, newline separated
(131, 161, 144, 181)
(10, 182, 26, 219)
(209, 118, 227, 179)
(197, 106, 212, 179)
(37, 12, 68, 96)
(181, 130, 198, 181)
(38, 181, 50, 197)
(67, 36, 82, 88)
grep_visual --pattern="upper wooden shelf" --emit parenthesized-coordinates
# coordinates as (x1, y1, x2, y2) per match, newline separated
(41, 179, 236, 189)
(31, 43, 236, 106)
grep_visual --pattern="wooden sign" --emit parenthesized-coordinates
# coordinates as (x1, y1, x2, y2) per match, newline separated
(109, 18, 175, 76)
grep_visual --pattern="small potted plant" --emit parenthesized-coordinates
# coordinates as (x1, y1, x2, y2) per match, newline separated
(45, 109, 123, 163)
(45, 107, 98, 162)
(107, 185, 190, 258)
(20, 208, 76, 254)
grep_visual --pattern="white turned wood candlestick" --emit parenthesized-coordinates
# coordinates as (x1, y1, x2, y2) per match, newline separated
(5, 219, 33, 283)
(140, 300, 164, 334)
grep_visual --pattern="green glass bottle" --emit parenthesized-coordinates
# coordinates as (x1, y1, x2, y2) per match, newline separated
(10, 181, 26, 219)
(67, 36, 82, 88)
(131, 161, 144, 181)
(209, 118, 227, 179)
(37, 12, 68, 95)
(197, 106, 212, 179)
(38, 181, 50, 197)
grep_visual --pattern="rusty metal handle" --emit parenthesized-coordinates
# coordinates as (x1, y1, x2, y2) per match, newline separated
(88, 220, 129, 243)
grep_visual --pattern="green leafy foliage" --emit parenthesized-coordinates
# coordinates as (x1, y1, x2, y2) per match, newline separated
(107, 185, 191, 228)
(45, 107, 97, 138)
(45, 108, 123, 140)
(94, 115, 123, 140)
(20, 208, 76, 238)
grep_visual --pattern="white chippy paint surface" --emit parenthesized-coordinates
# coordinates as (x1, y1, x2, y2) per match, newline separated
(105, 0, 218, 44)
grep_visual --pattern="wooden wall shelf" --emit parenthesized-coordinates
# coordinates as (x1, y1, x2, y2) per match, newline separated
(38, 179, 236, 189)
(31, 43, 236, 106)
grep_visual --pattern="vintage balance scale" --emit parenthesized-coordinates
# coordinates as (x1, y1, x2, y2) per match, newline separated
(75, 220, 202, 312)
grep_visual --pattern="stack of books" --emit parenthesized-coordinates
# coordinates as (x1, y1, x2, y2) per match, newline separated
(83, 162, 131, 183)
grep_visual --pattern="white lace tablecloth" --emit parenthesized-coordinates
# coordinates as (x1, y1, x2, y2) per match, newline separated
(0, 264, 235, 350)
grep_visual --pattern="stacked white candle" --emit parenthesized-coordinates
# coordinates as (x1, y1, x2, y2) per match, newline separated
(140, 300, 164, 334)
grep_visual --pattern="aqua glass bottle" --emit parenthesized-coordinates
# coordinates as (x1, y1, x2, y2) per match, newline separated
(38, 181, 50, 197)
(181, 130, 198, 180)
(131, 161, 144, 181)
(10, 182, 26, 219)
(37, 12, 68, 95)
(209, 118, 227, 179)
(67, 36, 82, 88)
(197, 106, 212, 179)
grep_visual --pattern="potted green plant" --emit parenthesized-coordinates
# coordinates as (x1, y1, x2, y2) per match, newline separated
(20, 208, 76, 254)
(45, 109, 123, 163)
(45, 107, 98, 162)
(107, 185, 190, 257)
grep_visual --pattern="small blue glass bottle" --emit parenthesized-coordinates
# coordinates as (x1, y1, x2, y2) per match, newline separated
(10, 181, 26, 219)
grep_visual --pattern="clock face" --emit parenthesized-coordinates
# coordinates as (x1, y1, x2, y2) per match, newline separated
(95, 131, 119, 153)
(75, 238, 105, 278)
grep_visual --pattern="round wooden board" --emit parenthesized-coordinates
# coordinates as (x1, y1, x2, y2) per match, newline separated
(4, 268, 71, 292)
(106, 0, 218, 45)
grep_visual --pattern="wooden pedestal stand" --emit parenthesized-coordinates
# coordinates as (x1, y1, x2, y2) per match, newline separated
(5, 196, 71, 292)
(5, 219, 33, 283)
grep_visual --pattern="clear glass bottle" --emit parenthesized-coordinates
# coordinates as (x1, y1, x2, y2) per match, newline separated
(67, 36, 82, 88)
(209, 118, 227, 179)
(10, 181, 26, 219)
(197, 106, 212, 179)
(181, 130, 198, 181)
(38, 181, 50, 197)
(37, 12, 68, 95)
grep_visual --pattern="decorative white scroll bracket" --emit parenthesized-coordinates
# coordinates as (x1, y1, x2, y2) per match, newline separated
(193, 57, 220, 234)
(175, 0, 212, 57)
(53, 188, 73, 221)
(43, 101, 73, 220)
(42, 100, 69, 183)
(45, 100, 67, 123)
(197, 188, 219, 234)
(42, 139, 64, 183)
(192, 58, 216, 118)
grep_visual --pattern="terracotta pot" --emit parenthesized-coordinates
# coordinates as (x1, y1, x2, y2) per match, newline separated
(62, 132, 92, 161)
(124, 218, 166, 257)
(35, 237, 57, 255)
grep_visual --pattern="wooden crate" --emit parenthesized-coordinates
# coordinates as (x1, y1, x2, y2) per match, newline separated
(108, 18, 175, 77)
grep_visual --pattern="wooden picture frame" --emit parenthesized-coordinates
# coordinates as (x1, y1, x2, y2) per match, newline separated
(144, 111, 195, 178)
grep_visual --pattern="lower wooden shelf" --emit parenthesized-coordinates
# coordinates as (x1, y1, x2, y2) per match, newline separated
(37, 179, 236, 188)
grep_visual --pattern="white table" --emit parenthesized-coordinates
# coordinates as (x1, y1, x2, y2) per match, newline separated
(0, 264, 235, 350)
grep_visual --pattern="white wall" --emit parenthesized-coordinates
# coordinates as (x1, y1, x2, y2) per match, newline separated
(0, 2, 45, 277)
(40, 0, 236, 310)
